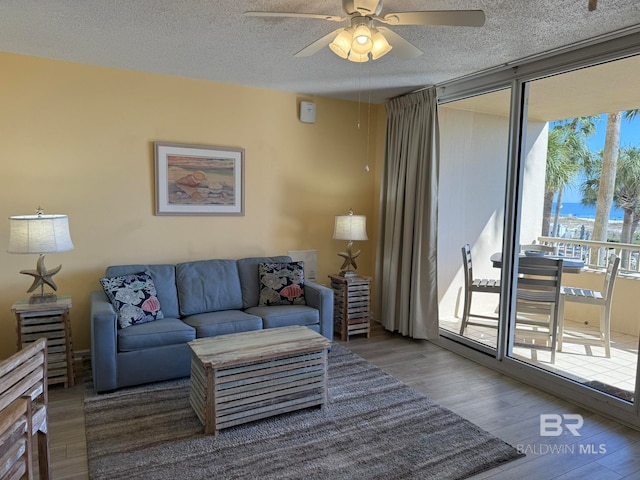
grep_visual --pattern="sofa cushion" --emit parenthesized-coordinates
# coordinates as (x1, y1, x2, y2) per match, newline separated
(176, 259, 243, 316)
(258, 261, 306, 306)
(105, 264, 179, 319)
(246, 305, 319, 329)
(237, 256, 292, 309)
(117, 318, 196, 352)
(182, 310, 263, 338)
(100, 272, 164, 328)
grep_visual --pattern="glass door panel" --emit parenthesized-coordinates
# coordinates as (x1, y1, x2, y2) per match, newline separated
(438, 89, 510, 352)
(510, 55, 640, 404)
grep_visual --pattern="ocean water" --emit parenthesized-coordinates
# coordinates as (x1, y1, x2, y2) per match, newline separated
(552, 202, 625, 221)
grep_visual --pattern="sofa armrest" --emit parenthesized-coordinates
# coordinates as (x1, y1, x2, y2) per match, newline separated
(90, 290, 118, 392)
(304, 282, 334, 340)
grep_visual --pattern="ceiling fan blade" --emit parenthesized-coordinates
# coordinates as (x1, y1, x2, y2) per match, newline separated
(294, 28, 343, 57)
(377, 27, 423, 59)
(244, 11, 346, 22)
(381, 10, 485, 27)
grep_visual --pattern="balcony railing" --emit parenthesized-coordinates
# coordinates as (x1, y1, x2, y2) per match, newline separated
(537, 236, 640, 274)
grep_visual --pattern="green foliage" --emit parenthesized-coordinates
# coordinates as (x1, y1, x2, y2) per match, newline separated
(582, 146, 640, 213)
(546, 117, 597, 193)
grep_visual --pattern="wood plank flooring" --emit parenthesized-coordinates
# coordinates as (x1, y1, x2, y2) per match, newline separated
(46, 322, 640, 479)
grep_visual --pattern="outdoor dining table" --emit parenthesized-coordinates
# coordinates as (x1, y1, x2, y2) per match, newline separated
(490, 252, 585, 274)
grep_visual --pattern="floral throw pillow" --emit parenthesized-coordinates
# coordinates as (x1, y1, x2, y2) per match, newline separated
(258, 262, 306, 306)
(99, 272, 164, 328)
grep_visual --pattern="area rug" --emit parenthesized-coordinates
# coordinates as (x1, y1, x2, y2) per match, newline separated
(84, 344, 523, 479)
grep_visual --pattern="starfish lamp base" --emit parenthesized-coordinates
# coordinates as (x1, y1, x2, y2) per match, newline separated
(20, 254, 62, 304)
(340, 270, 359, 278)
(29, 292, 58, 304)
(337, 240, 361, 278)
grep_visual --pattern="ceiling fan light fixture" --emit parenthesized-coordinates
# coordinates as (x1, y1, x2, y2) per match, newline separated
(351, 23, 373, 54)
(370, 28, 392, 60)
(329, 28, 353, 59)
(348, 50, 369, 63)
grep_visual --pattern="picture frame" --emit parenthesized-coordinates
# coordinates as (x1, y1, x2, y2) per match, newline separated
(154, 142, 245, 216)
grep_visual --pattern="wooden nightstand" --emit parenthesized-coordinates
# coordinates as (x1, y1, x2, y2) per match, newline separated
(328, 274, 371, 341)
(11, 296, 75, 388)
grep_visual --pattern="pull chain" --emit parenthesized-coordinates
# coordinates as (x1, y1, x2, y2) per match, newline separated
(365, 62, 371, 173)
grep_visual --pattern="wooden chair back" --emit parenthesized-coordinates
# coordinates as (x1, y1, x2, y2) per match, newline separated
(462, 243, 474, 291)
(459, 244, 501, 334)
(0, 338, 50, 480)
(515, 257, 563, 363)
(517, 256, 563, 300)
(0, 397, 33, 480)
(603, 253, 620, 302)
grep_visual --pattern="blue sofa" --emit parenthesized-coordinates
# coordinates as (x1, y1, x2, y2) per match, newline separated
(90, 256, 333, 392)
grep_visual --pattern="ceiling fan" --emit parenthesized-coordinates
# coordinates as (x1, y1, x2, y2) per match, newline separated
(244, 0, 485, 63)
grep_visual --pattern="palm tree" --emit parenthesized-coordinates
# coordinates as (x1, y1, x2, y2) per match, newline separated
(583, 146, 640, 268)
(592, 110, 639, 244)
(543, 117, 596, 237)
(592, 112, 621, 243)
(615, 147, 640, 242)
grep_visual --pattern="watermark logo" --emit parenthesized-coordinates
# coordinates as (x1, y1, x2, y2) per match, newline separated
(515, 413, 606, 456)
(540, 413, 583, 437)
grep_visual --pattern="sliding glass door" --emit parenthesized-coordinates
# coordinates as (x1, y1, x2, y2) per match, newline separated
(438, 88, 510, 353)
(437, 36, 640, 427)
(509, 55, 640, 404)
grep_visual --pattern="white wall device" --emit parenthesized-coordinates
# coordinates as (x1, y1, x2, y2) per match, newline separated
(288, 249, 318, 282)
(299, 101, 316, 123)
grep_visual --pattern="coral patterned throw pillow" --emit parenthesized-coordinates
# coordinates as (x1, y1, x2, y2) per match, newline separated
(258, 262, 306, 306)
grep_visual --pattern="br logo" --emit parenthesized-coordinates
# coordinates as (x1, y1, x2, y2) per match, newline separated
(540, 414, 584, 436)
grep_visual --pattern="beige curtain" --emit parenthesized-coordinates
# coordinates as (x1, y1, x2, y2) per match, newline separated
(375, 88, 439, 339)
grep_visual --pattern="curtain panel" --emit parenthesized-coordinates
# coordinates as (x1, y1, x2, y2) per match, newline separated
(375, 88, 439, 339)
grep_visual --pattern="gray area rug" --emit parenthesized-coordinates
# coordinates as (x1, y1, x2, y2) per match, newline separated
(84, 344, 523, 479)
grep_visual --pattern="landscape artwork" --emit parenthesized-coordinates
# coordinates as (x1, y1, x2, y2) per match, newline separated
(154, 143, 244, 216)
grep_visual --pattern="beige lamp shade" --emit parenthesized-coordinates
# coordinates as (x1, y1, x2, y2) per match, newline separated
(8, 214, 74, 254)
(350, 24, 373, 55)
(329, 28, 353, 59)
(371, 29, 392, 60)
(348, 51, 369, 63)
(333, 213, 368, 241)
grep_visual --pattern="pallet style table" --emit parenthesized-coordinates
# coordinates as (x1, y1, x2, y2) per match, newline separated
(329, 274, 371, 341)
(188, 326, 332, 435)
(11, 296, 75, 388)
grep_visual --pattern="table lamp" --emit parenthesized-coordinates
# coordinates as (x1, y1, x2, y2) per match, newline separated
(333, 208, 368, 277)
(8, 208, 74, 303)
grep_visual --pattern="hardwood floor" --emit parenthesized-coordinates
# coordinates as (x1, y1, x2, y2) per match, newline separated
(47, 323, 640, 479)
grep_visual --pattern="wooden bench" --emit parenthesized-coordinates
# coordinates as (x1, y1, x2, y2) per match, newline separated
(188, 326, 332, 435)
(0, 338, 51, 480)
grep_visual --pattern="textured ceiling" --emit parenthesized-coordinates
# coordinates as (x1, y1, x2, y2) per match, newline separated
(1, 0, 640, 103)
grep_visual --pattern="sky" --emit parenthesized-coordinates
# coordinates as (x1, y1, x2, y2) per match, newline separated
(558, 113, 640, 203)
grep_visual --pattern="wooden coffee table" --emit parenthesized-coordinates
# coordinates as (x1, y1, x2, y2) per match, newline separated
(188, 326, 332, 435)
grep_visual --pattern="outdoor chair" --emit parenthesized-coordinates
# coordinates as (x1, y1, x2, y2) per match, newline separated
(0, 397, 33, 480)
(514, 256, 563, 364)
(0, 338, 50, 480)
(459, 244, 501, 335)
(558, 253, 620, 357)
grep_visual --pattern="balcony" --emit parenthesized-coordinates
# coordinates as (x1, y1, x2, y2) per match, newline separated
(440, 236, 639, 402)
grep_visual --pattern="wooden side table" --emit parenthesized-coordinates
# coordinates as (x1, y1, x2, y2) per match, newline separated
(329, 274, 371, 341)
(11, 296, 75, 388)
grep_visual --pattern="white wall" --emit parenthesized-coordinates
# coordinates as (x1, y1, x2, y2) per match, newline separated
(438, 105, 549, 321)
(520, 121, 549, 244)
(437, 106, 509, 318)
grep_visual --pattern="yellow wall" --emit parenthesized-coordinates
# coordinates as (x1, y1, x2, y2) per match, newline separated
(0, 52, 383, 358)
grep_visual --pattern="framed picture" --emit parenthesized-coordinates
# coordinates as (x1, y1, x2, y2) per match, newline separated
(154, 142, 244, 216)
